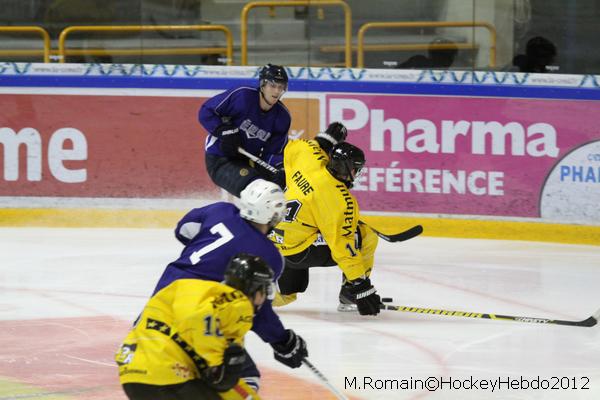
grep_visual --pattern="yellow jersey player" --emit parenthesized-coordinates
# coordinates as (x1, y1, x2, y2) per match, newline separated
(270, 122, 382, 316)
(116, 254, 273, 400)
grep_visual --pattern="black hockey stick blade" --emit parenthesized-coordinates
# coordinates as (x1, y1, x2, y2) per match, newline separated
(381, 304, 599, 328)
(366, 224, 423, 242)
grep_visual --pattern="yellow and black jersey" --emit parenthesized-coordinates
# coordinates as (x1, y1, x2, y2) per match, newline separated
(271, 139, 372, 281)
(116, 279, 254, 386)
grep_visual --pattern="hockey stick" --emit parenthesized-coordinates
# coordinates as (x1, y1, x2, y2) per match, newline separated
(302, 359, 349, 400)
(380, 304, 600, 328)
(238, 147, 279, 175)
(359, 222, 423, 243)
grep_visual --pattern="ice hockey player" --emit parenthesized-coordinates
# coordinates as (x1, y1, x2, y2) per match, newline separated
(199, 64, 290, 196)
(270, 123, 382, 316)
(149, 179, 308, 394)
(116, 254, 274, 400)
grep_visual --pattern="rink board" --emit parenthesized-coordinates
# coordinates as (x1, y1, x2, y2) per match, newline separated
(0, 64, 599, 242)
(0, 207, 599, 246)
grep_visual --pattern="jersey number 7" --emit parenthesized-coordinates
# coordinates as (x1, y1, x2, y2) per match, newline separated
(189, 223, 234, 264)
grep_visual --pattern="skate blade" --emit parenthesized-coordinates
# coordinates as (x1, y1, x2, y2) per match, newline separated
(337, 303, 358, 312)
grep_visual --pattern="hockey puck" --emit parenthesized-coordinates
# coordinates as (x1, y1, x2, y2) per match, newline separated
(382, 297, 393, 303)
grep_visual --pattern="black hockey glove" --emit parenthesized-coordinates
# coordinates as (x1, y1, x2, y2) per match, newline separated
(346, 278, 381, 316)
(203, 344, 246, 392)
(214, 122, 239, 138)
(253, 160, 285, 189)
(271, 329, 308, 369)
(315, 121, 348, 153)
(272, 167, 286, 189)
(324, 121, 348, 143)
(214, 123, 242, 158)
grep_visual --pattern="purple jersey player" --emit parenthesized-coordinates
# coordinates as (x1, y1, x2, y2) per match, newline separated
(151, 179, 308, 392)
(199, 64, 290, 197)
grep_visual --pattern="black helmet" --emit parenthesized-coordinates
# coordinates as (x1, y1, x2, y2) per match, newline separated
(259, 64, 288, 89)
(224, 254, 274, 298)
(326, 142, 365, 188)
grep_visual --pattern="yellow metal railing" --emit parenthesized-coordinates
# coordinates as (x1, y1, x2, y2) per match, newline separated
(58, 25, 233, 64)
(321, 42, 479, 54)
(0, 26, 51, 63)
(241, 0, 352, 67)
(357, 21, 497, 68)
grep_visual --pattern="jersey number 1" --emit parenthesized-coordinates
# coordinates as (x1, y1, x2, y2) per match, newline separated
(189, 223, 234, 264)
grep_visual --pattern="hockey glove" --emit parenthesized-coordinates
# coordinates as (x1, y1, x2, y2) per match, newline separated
(271, 329, 308, 369)
(203, 344, 246, 392)
(272, 167, 286, 189)
(324, 121, 348, 143)
(213, 122, 239, 138)
(214, 123, 242, 158)
(315, 121, 348, 152)
(346, 278, 381, 316)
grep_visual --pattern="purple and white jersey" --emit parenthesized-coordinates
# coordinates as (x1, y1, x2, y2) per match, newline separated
(152, 202, 287, 343)
(199, 86, 290, 166)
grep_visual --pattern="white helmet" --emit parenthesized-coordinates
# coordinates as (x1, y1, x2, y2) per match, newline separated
(239, 179, 286, 227)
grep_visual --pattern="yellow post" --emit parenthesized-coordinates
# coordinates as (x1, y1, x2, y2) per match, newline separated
(241, 1, 352, 67)
(0, 26, 51, 62)
(58, 25, 233, 65)
(357, 21, 497, 68)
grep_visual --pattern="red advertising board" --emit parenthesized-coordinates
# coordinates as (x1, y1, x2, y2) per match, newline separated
(0, 93, 320, 200)
(0, 94, 214, 198)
